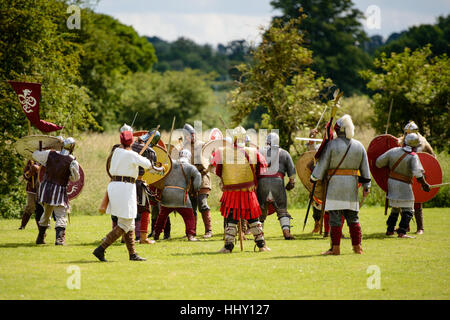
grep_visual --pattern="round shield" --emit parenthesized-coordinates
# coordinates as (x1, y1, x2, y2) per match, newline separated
(142, 145, 172, 187)
(412, 153, 442, 203)
(208, 128, 223, 141)
(296, 150, 324, 201)
(367, 134, 400, 192)
(15, 135, 63, 159)
(201, 139, 233, 168)
(39, 164, 85, 201)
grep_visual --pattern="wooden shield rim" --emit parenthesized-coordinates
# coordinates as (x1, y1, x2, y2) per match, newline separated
(367, 134, 400, 193)
(142, 145, 172, 186)
(208, 128, 223, 141)
(15, 135, 63, 159)
(201, 139, 233, 168)
(412, 152, 442, 203)
(295, 150, 324, 201)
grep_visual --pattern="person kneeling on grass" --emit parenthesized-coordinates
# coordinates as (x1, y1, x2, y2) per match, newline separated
(93, 130, 165, 262)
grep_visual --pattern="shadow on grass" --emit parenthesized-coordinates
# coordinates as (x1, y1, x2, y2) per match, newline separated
(60, 260, 104, 264)
(0, 242, 38, 248)
(363, 232, 396, 240)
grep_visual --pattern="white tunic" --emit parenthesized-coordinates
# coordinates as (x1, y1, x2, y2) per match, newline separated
(106, 148, 151, 219)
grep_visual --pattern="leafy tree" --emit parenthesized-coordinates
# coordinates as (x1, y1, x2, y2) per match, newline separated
(148, 36, 253, 81)
(75, 9, 157, 130)
(0, 0, 97, 218)
(270, 0, 372, 95)
(360, 45, 449, 152)
(118, 69, 217, 131)
(375, 15, 449, 58)
(228, 13, 333, 151)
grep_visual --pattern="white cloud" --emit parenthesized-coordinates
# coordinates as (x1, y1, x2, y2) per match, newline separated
(112, 12, 272, 46)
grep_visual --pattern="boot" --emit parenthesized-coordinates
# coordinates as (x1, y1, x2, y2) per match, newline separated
(398, 233, 415, 239)
(124, 230, 146, 261)
(218, 247, 232, 253)
(139, 232, 155, 244)
(353, 245, 363, 254)
(187, 234, 198, 242)
(322, 245, 340, 255)
(19, 211, 32, 230)
(93, 226, 125, 262)
(55, 227, 66, 246)
(163, 217, 171, 240)
(312, 220, 321, 234)
(258, 245, 271, 252)
(201, 210, 213, 238)
(36, 226, 47, 244)
(283, 228, 295, 240)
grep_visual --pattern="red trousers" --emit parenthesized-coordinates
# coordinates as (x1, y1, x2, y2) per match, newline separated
(154, 206, 196, 238)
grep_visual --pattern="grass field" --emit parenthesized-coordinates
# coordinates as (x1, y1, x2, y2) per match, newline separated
(0, 207, 449, 300)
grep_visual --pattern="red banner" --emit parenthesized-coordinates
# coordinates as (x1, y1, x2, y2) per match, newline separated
(8, 81, 63, 133)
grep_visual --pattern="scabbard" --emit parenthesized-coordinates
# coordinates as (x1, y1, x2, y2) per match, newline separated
(384, 197, 389, 216)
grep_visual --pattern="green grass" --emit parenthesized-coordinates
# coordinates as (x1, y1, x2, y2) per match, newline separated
(1, 207, 449, 300)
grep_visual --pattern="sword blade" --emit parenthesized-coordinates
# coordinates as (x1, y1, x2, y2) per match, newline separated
(303, 181, 317, 231)
(430, 182, 450, 189)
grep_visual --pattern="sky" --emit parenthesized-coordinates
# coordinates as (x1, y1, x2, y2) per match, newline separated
(92, 0, 450, 46)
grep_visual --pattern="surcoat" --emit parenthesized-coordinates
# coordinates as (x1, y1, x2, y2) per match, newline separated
(311, 136, 371, 212)
(376, 147, 424, 208)
(33, 150, 79, 208)
(160, 160, 201, 209)
(257, 147, 296, 211)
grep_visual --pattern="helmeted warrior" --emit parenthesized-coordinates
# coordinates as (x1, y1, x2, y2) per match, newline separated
(153, 149, 201, 241)
(182, 123, 213, 239)
(19, 160, 41, 230)
(211, 126, 270, 253)
(311, 115, 371, 255)
(33, 137, 80, 245)
(397, 121, 435, 234)
(376, 132, 431, 238)
(257, 132, 296, 240)
(308, 128, 345, 237)
(93, 130, 155, 262)
(131, 129, 161, 244)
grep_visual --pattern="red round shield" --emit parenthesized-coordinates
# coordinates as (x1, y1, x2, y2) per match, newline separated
(39, 165, 85, 200)
(367, 134, 400, 193)
(412, 153, 442, 203)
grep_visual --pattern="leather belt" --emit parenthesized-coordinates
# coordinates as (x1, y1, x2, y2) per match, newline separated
(112, 176, 136, 184)
(328, 169, 360, 176)
(389, 172, 412, 184)
(165, 186, 185, 191)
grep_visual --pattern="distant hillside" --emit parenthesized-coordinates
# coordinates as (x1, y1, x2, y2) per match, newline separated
(364, 15, 449, 57)
(146, 36, 253, 81)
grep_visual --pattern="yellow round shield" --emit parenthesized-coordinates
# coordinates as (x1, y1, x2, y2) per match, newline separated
(296, 150, 324, 201)
(142, 145, 172, 187)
